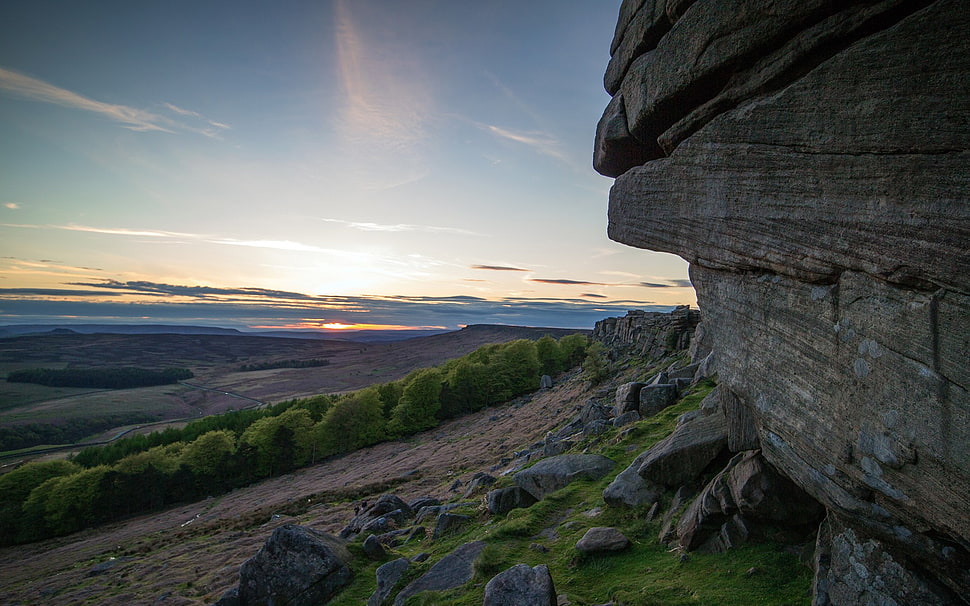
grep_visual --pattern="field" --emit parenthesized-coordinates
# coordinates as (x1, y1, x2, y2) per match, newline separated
(0, 325, 584, 456)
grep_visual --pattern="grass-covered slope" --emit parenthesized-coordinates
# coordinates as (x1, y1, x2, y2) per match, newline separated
(330, 379, 813, 606)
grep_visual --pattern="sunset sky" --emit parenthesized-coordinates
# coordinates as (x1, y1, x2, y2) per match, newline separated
(0, 0, 693, 332)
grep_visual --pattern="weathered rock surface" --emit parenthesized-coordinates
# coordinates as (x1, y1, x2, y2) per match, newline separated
(637, 410, 727, 487)
(596, 0, 970, 600)
(514, 454, 616, 501)
(487, 486, 539, 515)
(615, 381, 646, 413)
(367, 558, 409, 606)
(592, 306, 699, 358)
(603, 448, 661, 509)
(235, 525, 353, 606)
(575, 527, 631, 553)
(676, 450, 822, 553)
(483, 564, 557, 606)
(393, 540, 485, 606)
(638, 383, 679, 417)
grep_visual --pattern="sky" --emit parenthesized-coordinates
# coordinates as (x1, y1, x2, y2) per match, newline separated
(0, 0, 694, 332)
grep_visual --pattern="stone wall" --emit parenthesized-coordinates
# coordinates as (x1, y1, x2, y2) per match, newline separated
(595, 0, 969, 602)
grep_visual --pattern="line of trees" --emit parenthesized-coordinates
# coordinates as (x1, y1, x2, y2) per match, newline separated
(0, 334, 589, 546)
(6, 367, 193, 389)
(237, 359, 330, 372)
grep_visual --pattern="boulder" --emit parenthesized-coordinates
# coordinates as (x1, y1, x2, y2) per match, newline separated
(487, 486, 538, 516)
(407, 496, 439, 511)
(341, 494, 413, 539)
(639, 383, 679, 417)
(393, 541, 485, 606)
(463, 472, 497, 498)
(582, 419, 611, 437)
(612, 410, 640, 428)
(579, 401, 613, 425)
(483, 564, 557, 606)
(676, 450, 823, 553)
(236, 525, 353, 606)
(540, 374, 554, 389)
(362, 534, 386, 560)
(603, 449, 661, 509)
(637, 411, 727, 487)
(575, 527, 631, 554)
(514, 454, 616, 501)
(432, 513, 470, 540)
(367, 558, 409, 606)
(615, 382, 646, 414)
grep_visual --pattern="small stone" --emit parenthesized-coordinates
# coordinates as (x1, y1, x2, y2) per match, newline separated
(575, 527, 631, 553)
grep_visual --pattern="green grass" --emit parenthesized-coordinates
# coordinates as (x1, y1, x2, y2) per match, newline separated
(327, 378, 811, 606)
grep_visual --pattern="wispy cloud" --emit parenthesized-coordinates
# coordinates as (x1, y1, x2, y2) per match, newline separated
(0, 66, 228, 137)
(321, 218, 478, 236)
(3, 203, 20, 210)
(530, 278, 607, 286)
(471, 264, 530, 272)
(668, 279, 693, 288)
(0, 66, 173, 132)
(581, 293, 608, 299)
(482, 124, 569, 162)
(1, 279, 675, 330)
(0, 222, 196, 238)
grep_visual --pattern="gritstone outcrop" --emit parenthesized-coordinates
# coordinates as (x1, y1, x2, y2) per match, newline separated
(595, 1, 970, 603)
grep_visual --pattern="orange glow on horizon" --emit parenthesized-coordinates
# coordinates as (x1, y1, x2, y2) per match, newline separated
(249, 321, 448, 332)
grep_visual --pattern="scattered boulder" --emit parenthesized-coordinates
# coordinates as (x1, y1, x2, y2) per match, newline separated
(639, 383, 679, 417)
(541, 374, 554, 389)
(603, 449, 661, 509)
(407, 496, 439, 511)
(463, 472, 497, 498)
(615, 382, 646, 414)
(236, 525, 353, 606)
(487, 486, 539, 516)
(341, 494, 413, 539)
(514, 454, 616, 501)
(582, 419, 612, 437)
(367, 558, 409, 606)
(543, 438, 577, 457)
(483, 564, 557, 606)
(432, 512, 471, 540)
(393, 541, 485, 606)
(575, 527, 631, 553)
(580, 401, 613, 425)
(659, 486, 695, 544)
(362, 534, 386, 560)
(612, 410, 640, 427)
(637, 411, 727, 487)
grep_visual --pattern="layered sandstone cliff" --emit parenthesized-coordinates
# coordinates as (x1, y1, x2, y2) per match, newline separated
(595, 1, 969, 603)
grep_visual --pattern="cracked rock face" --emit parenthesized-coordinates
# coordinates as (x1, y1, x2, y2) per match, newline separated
(596, 0, 969, 601)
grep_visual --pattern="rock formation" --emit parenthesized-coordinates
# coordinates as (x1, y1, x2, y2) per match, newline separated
(595, 1, 970, 603)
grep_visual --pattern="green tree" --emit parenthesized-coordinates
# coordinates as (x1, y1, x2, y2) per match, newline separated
(559, 333, 589, 368)
(388, 368, 443, 436)
(0, 460, 81, 545)
(376, 381, 404, 419)
(315, 388, 386, 457)
(583, 341, 610, 384)
(441, 359, 489, 418)
(491, 339, 541, 399)
(240, 408, 314, 476)
(24, 465, 111, 537)
(535, 335, 565, 376)
(180, 430, 236, 476)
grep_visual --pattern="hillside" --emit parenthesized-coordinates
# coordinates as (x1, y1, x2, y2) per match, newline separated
(0, 324, 584, 456)
(0, 308, 818, 605)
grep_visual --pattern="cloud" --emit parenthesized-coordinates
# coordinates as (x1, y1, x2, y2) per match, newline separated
(0, 284, 675, 331)
(3, 203, 20, 210)
(482, 124, 569, 162)
(0, 66, 173, 132)
(581, 293, 608, 299)
(471, 264, 529, 272)
(0, 66, 228, 136)
(530, 278, 607, 286)
(639, 282, 672, 288)
(668, 279, 693, 288)
(321, 218, 478, 236)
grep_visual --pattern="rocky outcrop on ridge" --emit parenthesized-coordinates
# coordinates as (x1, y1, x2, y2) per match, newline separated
(595, 1, 970, 603)
(592, 305, 699, 357)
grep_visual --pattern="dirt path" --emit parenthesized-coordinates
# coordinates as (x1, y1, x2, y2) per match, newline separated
(0, 372, 592, 606)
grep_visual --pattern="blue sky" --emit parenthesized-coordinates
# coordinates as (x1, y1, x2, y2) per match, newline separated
(0, 0, 693, 331)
